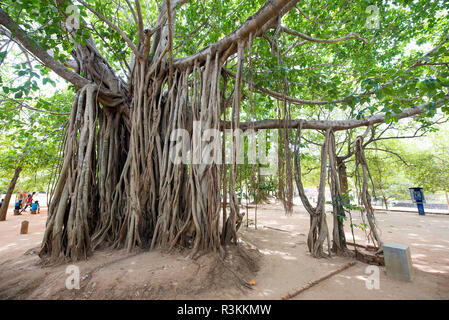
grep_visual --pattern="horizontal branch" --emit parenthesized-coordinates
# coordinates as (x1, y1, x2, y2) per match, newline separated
(223, 95, 449, 131)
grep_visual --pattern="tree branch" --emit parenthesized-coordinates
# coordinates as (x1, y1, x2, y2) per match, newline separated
(223, 68, 353, 105)
(77, 0, 139, 57)
(0, 94, 71, 116)
(223, 95, 449, 131)
(0, 8, 89, 89)
(174, 0, 299, 70)
(123, 0, 138, 25)
(134, 0, 144, 42)
(167, 0, 174, 87)
(279, 26, 371, 45)
(365, 147, 410, 167)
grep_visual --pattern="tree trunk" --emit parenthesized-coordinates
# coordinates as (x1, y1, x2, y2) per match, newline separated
(383, 196, 389, 210)
(40, 34, 241, 262)
(445, 191, 449, 212)
(294, 125, 331, 258)
(277, 128, 285, 202)
(329, 136, 348, 255)
(337, 158, 349, 195)
(0, 165, 23, 221)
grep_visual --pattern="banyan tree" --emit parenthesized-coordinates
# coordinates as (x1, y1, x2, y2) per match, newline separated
(0, 0, 448, 262)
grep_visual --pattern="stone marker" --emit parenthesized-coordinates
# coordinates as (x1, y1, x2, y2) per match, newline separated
(20, 220, 29, 234)
(382, 243, 413, 282)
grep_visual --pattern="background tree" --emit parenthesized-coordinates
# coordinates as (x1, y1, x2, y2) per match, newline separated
(0, 85, 71, 220)
(406, 124, 449, 207)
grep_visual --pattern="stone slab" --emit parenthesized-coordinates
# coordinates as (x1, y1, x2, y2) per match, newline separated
(382, 243, 413, 282)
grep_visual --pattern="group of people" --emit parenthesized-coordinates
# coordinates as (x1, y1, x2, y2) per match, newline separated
(14, 192, 40, 214)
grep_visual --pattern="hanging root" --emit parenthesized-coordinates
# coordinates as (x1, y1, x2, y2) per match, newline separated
(354, 135, 383, 250)
(224, 41, 246, 246)
(152, 54, 224, 255)
(40, 84, 99, 261)
(293, 124, 331, 258)
(40, 25, 258, 263)
(292, 124, 381, 258)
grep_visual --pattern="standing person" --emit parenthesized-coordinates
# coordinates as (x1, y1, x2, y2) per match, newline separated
(21, 193, 33, 213)
(30, 200, 40, 214)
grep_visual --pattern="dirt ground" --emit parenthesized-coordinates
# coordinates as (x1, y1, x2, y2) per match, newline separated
(0, 202, 448, 300)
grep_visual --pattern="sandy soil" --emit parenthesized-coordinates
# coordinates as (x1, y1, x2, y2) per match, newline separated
(0, 208, 259, 300)
(237, 202, 449, 299)
(0, 203, 448, 300)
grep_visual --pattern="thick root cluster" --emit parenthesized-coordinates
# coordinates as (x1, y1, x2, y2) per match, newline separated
(41, 50, 242, 261)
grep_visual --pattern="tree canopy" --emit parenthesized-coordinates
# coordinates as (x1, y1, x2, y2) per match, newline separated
(1, 0, 448, 121)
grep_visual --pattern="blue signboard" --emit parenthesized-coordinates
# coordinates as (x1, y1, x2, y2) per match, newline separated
(409, 187, 425, 215)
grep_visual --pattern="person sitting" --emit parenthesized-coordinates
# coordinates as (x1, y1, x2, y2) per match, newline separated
(30, 201, 40, 214)
(14, 199, 23, 215)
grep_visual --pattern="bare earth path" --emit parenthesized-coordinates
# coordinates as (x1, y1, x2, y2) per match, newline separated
(0, 203, 448, 299)
(237, 202, 449, 299)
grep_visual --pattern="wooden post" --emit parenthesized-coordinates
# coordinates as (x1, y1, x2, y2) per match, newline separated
(14, 209, 20, 215)
(20, 220, 29, 234)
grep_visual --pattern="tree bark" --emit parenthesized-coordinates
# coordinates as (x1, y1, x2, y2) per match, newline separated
(337, 157, 349, 195)
(355, 138, 383, 249)
(294, 125, 331, 257)
(0, 165, 23, 221)
(382, 196, 389, 210)
(329, 134, 348, 255)
(227, 96, 449, 131)
(445, 191, 449, 212)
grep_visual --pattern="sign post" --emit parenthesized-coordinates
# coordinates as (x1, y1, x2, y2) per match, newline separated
(409, 187, 425, 216)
